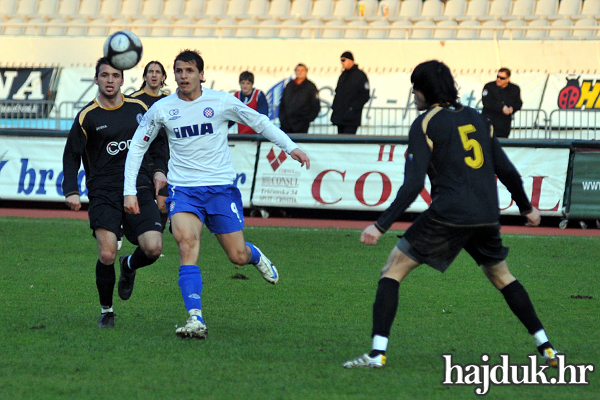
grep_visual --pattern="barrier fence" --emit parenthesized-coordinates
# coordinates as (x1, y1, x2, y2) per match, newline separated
(2, 100, 599, 139)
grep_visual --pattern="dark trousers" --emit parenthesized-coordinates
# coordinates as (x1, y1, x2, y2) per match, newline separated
(336, 125, 358, 134)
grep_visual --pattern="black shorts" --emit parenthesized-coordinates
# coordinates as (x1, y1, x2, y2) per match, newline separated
(88, 187, 162, 246)
(397, 212, 509, 273)
(156, 185, 169, 198)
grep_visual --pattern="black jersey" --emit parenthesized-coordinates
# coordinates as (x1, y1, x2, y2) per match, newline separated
(376, 104, 532, 232)
(130, 88, 168, 107)
(62, 95, 167, 198)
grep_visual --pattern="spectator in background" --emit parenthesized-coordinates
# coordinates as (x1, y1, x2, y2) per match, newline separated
(279, 63, 320, 134)
(331, 51, 370, 135)
(234, 71, 269, 134)
(481, 68, 522, 138)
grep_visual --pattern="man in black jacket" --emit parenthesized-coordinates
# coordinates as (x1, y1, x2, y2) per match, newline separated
(331, 51, 370, 134)
(481, 68, 522, 138)
(279, 63, 320, 134)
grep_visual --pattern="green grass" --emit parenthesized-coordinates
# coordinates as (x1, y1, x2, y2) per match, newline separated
(0, 217, 598, 399)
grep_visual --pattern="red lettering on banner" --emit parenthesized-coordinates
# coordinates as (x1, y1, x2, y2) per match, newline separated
(311, 169, 345, 205)
(355, 172, 392, 206)
(530, 176, 560, 211)
(377, 145, 396, 162)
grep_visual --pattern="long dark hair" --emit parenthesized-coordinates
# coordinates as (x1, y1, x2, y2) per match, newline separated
(140, 61, 167, 90)
(410, 60, 459, 107)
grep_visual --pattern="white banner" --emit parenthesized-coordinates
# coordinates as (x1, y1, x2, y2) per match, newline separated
(0, 136, 257, 207)
(542, 74, 600, 128)
(252, 142, 569, 217)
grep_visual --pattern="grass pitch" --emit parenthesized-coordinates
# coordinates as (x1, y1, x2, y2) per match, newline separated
(0, 216, 598, 399)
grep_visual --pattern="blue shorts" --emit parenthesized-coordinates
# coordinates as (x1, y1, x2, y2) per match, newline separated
(166, 184, 244, 234)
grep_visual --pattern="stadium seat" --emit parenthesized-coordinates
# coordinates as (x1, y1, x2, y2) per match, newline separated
(76, 0, 101, 20)
(242, 0, 270, 19)
(43, 16, 67, 35)
(323, 0, 358, 21)
(571, 0, 600, 21)
(411, 19, 435, 37)
(289, 0, 313, 19)
(97, 0, 122, 21)
(343, 19, 367, 37)
(215, 17, 236, 37)
(65, 16, 87, 35)
(139, 0, 164, 20)
(502, 19, 526, 38)
(434, 19, 458, 38)
(524, 18, 549, 38)
(2, 16, 26, 35)
(434, 0, 467, 22)
(30, 0, 59, 20)
(129, 15, 154, 36)
(278, 17, 301, 36)
(161, 0, 186, 20)
(352, 0, 379, 20)
(119, 0, 143, 20)
(388, 18, 412, 37)
(0, 0, 19, 19)
(321, 19, 345, 37)
(150, 17, 172, 36)
(478, 0, 512, 21)
(235, 17, 258, 36)
(571, 17, 597, 38)
(87, 17, 110, 36)
(366, 0, 400, 21)
(547, 17, 573, 38)
(256, 18, 279, 37)
(411, 0, 444, 22)
(388, 0, 422, 22)
(226, 0, 250, 20)
(302, 0, 334, 20)
(366, 19, 390, 38)
(524, 0, 559, 21)
(260, 0, 291, 20)
(455, 0, 489, 22)
(456, 19, 481, 38)
(23, 16, 46, 35)
(501, 0, 536, 21)
(205, 0, 229, 20)
(299, 18, 323, 37)
(547, 0, 582, 21)
(478, 19, 503, 38)
(170, 16, 195, 36)
(192, 17, 217, 36)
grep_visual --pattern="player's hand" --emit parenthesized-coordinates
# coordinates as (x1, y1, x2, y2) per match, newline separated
(502, 105, 511, 115)
(153, 171, 168, 196)
(524, 207, 541, 227)
(124, 195, 140, 215)
(361, 224, 383, 245)
(290, 148, 310, 170)
(65, 194, 81, 211)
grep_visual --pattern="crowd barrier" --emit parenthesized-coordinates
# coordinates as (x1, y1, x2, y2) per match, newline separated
(1, 130, 600, 227)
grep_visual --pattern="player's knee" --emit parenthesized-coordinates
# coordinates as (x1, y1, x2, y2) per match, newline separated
(228, 249, 248, 265)
(144, 243, 163, 260)
(99, 250, 117, 266)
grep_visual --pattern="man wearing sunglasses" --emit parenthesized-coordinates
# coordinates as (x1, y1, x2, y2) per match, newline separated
(331, 51, 370, 135)
(481, 68, 522, 138)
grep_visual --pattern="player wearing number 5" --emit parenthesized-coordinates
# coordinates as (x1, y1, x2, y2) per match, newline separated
(344, 61, 557, 369)
(123, 50, 310, 339)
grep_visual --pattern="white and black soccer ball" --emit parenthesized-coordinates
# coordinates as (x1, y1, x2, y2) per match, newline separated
(103, 30, 143, 71)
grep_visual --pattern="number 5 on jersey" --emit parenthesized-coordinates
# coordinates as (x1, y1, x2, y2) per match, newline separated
(458, 124, 484, 169)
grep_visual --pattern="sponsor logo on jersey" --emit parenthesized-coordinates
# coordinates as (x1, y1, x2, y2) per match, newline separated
(173, 123, 214, 138)
(96, 125, 107, 131)
(106, 140, 131, 155)
(169, 116, 181, 120)
(169, 108, 179, 116)
(203, 107, 214, 118)
(143, 135, 150, 142)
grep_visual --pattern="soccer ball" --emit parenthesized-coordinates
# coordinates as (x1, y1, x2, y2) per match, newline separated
(103, 30, 143, 71)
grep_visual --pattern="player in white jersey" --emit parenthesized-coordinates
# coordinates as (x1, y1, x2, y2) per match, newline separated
(124, 49, 310, 339)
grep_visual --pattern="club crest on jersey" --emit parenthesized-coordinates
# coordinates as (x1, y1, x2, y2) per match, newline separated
(139, 115, 148, 127)
(203, 107, 215, 118)
(136, 113, 144, 124)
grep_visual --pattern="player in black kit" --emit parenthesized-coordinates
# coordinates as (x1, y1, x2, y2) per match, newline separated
(130, 61, 170, 231)
(343, 60, 558, 369)
(62, 58, 168, 328)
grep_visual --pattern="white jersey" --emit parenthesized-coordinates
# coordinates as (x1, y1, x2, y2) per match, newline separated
(124, 87, 299, 195)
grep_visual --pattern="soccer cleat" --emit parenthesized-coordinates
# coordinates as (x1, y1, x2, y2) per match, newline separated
(253, 248, 279, 284)
(117, 238, 123, 251)
(541, 347, 558, 368)
(118, 255, 136, 301)
(176, 317, 208, 339)
(97, 312, 115, 328)
(343, 353, 386, 369)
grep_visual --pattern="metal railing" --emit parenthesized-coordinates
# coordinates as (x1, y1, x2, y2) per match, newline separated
(3, 100, 600, 139)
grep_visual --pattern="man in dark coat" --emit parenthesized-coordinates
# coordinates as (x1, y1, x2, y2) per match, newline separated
(279, 63, 320, 134)
(331, 51, 370, 134)
(481, 68, 522, 138)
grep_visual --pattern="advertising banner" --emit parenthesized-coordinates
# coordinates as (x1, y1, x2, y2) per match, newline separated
(252, 142, 569, 217)
(565, 150, 600, 220)
(0, 67, 58, 117)
(0, 136, 258, 206)
(542, 74, 600, 129)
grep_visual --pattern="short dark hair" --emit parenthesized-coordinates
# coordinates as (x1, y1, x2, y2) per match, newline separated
(498, 67, 511, 77)
(95, 57, 123, 78)
(295, 63, 308, 71)
(411, 60, 459, 107)
(141, 61, 167, 90)
(174, 49, 204, 72)
(239, 71, 254, 84)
